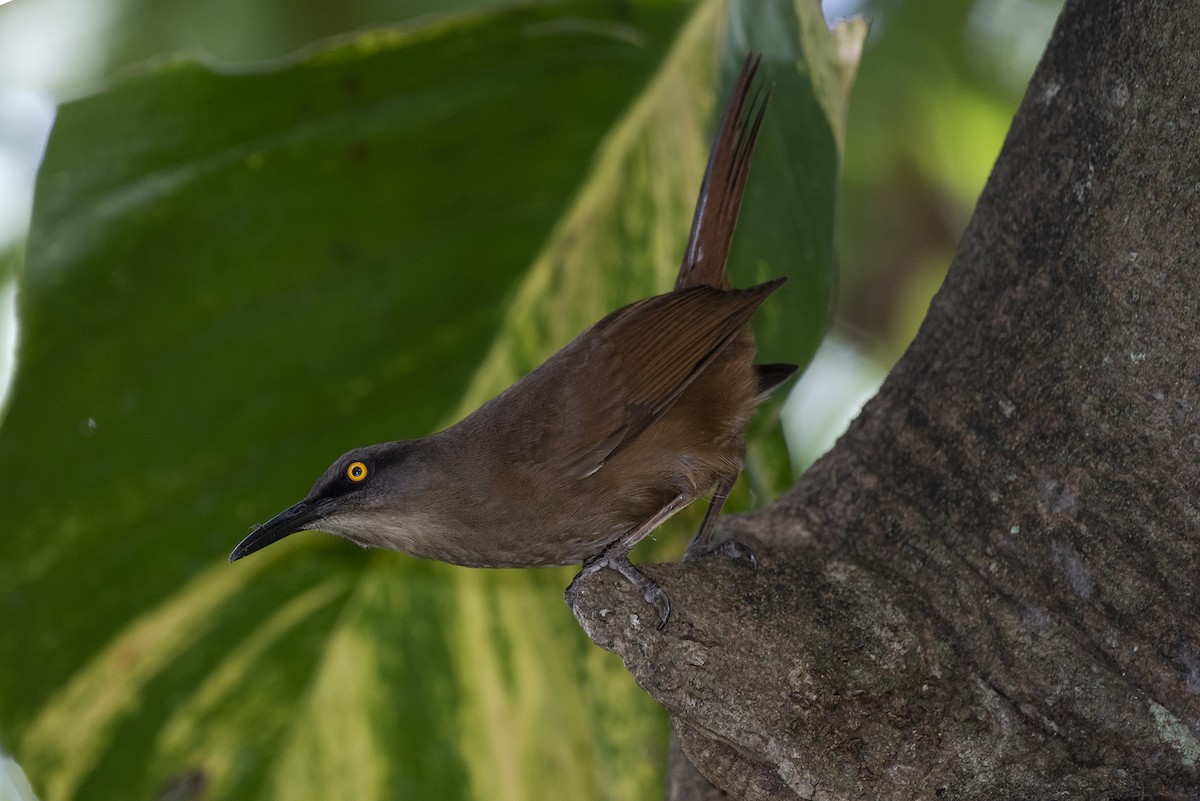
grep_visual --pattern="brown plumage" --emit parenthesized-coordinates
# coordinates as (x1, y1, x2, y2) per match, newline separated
(230, 54, 796, 627)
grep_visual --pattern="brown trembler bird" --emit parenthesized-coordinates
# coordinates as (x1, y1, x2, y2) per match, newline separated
(230, 54, 796, 627)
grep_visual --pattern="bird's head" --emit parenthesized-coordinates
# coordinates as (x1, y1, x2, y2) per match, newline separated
(229, 440, 430, 562)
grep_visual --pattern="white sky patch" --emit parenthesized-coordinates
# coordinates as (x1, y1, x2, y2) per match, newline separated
(0, 88, 55, 247)
(782, 333, 885, 472)
(0, 279, 17, 415)
(0, 0, 116, 414)
(823, 0, 868, 26)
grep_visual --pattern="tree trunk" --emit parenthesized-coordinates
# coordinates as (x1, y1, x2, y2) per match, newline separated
(571, 0, 1200, 797)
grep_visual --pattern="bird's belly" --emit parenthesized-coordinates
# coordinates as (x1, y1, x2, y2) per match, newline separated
(419, 469, 680, 568)
(429, 505, 640, 568)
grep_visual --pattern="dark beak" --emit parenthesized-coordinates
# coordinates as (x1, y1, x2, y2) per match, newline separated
(229, 499, 329, 563)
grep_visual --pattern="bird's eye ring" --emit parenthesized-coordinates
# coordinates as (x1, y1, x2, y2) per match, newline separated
(347, 461, 368, 482)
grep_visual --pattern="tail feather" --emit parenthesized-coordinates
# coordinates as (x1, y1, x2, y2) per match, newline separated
(676, 54, 769, 291)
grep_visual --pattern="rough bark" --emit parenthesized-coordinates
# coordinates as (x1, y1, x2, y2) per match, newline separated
(572, 0, 1200, 797)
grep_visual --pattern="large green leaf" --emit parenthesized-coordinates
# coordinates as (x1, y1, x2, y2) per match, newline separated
(0, 0, 861, 798)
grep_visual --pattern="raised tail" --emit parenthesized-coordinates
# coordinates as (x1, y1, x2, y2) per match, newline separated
(675, 54, 769, 291)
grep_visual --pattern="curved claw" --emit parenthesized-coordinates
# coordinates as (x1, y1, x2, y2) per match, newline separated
(644, 583, 672, 630)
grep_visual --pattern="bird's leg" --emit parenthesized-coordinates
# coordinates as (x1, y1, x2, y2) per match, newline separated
(683, 472, 757, 568)
(688, 473, 735, 553)
(566, 492, 693, 629)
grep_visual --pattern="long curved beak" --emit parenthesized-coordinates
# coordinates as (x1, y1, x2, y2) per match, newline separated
(229, 499, 330, 563)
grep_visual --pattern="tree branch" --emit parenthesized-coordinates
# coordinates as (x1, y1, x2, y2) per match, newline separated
(573, 0, 1200, 797)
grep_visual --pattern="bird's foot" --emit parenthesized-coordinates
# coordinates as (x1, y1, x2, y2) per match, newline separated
(683, 535, 758, 570)
(565, 552, 671, 630)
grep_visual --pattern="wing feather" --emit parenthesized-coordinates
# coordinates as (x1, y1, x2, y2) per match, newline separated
(558, 279, 785, 475)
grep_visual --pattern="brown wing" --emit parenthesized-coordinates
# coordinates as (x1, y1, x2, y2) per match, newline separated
(676, 53, 769, 291)
(556, 278, 785, 476)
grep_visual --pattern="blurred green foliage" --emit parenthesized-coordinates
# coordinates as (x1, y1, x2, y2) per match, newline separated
(0, 0, 862, 799)
(836, 0, 1062, 365)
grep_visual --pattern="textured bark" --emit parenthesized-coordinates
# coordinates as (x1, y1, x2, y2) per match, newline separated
(666, 732, 732, 801)
(573, 1, 1200, 797)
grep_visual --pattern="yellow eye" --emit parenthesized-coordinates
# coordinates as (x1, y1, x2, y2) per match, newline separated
(346, 461, 368, 482)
